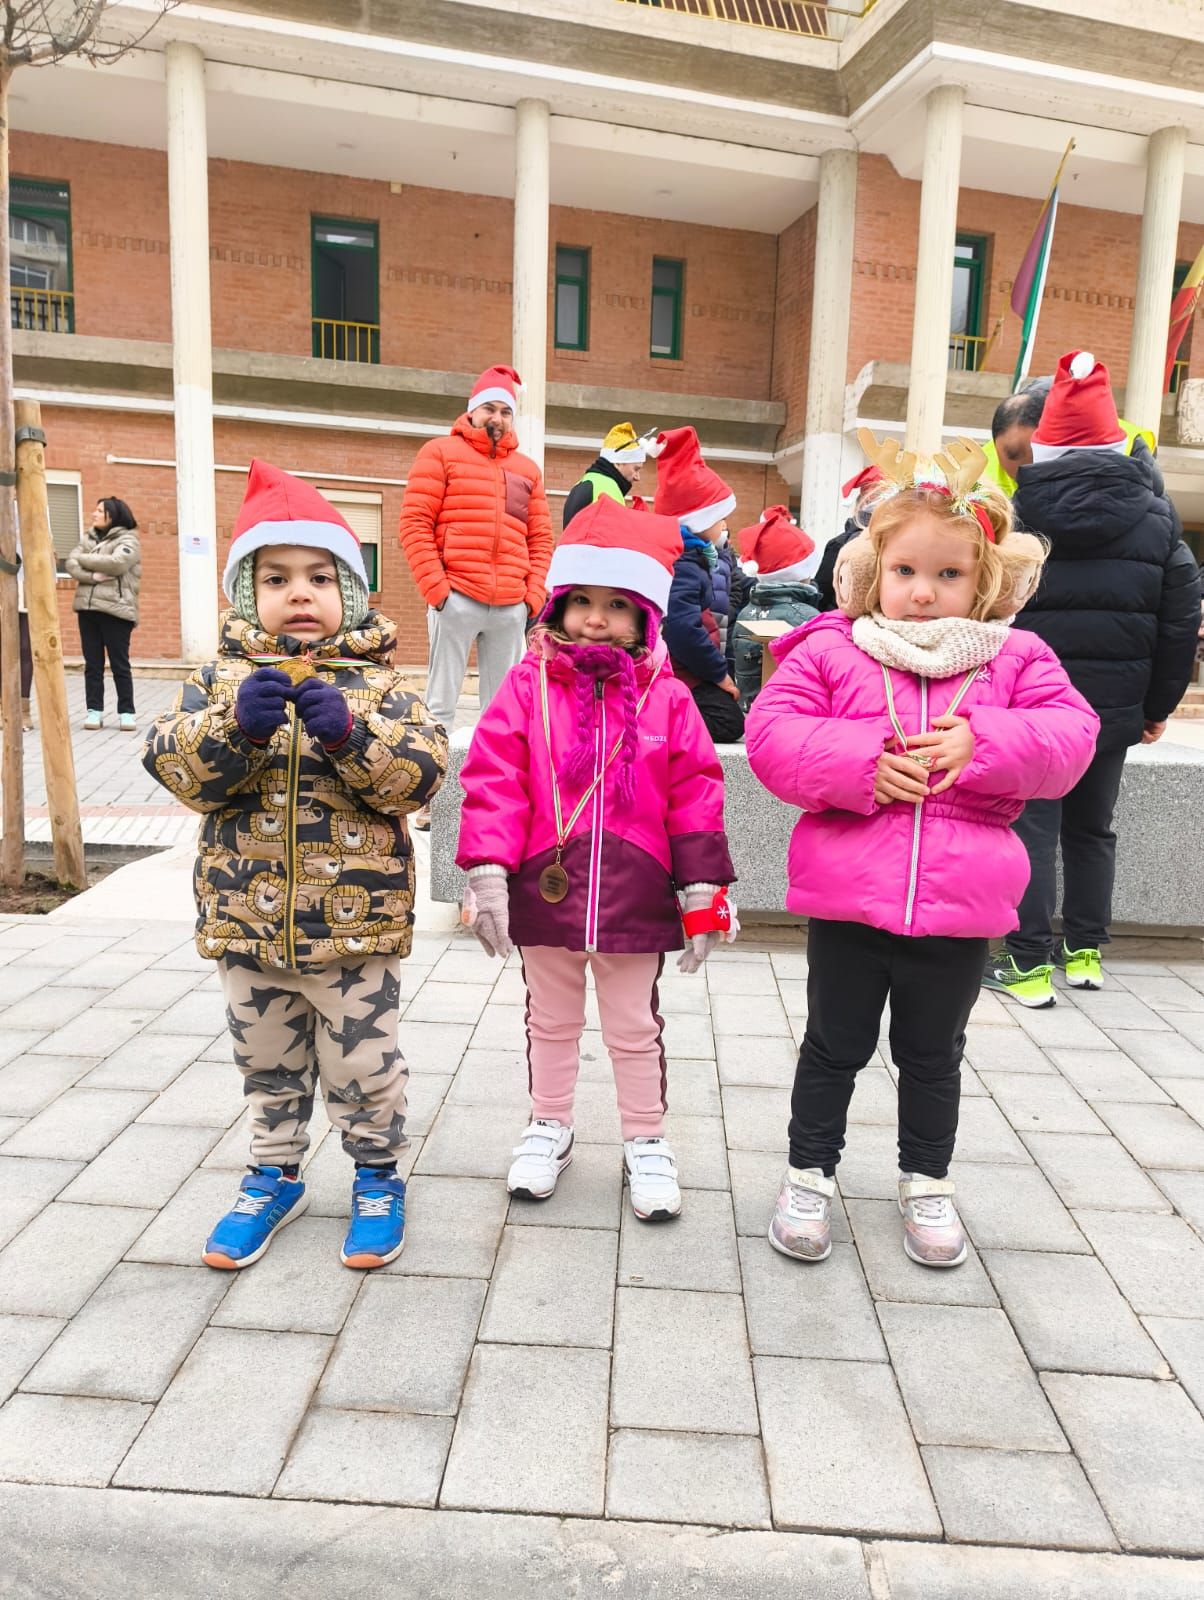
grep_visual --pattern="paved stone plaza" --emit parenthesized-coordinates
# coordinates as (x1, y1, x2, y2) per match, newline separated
(0, 896, 1202, 1596)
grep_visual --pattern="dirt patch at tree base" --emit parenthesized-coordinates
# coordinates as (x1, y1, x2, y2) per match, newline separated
(0, 860, 122, 916)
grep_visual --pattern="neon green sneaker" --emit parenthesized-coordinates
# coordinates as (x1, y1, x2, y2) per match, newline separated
(1061, 944, 1104, 991)
(982, 954, 1056, 1009)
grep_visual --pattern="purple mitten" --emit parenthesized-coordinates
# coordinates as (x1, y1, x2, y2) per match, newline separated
(234, 667, 291, 743)
(293, 675, 353, 751)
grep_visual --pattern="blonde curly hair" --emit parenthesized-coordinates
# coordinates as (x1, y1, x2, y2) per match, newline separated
(834, 487, 1046, 622)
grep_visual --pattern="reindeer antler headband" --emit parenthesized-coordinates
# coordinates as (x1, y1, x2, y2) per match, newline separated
(856, 429, 996, 544)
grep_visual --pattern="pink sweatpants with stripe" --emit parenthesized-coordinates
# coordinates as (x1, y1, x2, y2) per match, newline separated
(520, 946, 668, 1139)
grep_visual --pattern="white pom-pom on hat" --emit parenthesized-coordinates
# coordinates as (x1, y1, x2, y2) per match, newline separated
(1069, 351, 1096, 380)
(741, 559, 760, 576)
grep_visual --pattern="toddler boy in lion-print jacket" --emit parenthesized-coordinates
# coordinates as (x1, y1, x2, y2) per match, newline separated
(144, 461, 445, 1273)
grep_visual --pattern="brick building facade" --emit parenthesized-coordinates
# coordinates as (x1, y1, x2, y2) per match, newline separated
(11, 1, 1204, 665)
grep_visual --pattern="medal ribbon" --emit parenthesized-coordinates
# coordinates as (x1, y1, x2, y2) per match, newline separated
(249, 654, 363, 669)
(881, 664, 980, 764)
(538, 655, 662, 853)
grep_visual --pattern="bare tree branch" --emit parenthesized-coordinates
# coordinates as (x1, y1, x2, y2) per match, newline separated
(1, 0, 180, 70)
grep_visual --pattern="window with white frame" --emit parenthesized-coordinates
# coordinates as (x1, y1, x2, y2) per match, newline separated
(320, 487, 383, 594)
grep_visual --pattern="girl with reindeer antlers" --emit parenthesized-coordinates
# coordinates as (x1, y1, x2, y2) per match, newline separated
(746, 431, 1099, 1269)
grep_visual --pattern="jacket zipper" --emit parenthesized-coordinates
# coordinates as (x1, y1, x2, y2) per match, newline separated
(282, 704, 302, 966)
(585, 679, 605, 953)
(489, 438, 502, 607)
(903, 678, 927, 929)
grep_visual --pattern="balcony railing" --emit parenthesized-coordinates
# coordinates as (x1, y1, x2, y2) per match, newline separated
(312, 318, 380, 364)
(615, 0, 875, 42)
(948, 333, 987, 373)
(11, 286, 74, 333)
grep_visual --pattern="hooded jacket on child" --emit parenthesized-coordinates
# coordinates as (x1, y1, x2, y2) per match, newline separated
(456, 497, 734, 954)
(746, 610, 1099, 941)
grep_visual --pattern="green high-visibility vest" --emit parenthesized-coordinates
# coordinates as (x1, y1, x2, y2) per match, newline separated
(582, 471, 626, 506)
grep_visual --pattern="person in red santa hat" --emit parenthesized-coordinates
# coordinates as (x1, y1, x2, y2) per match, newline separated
(144, 461, 447, 1273)
(985, 350, 1201, 1008)
(812, 465, 888, 613)
(731, 506, 820, 707)
(455, 495, 737, 1222)
(653, 426, 745, 742)
(399, 364, 554, 826)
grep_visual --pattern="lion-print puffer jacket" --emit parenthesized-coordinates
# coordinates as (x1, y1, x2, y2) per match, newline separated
(143, 610, 447, 967)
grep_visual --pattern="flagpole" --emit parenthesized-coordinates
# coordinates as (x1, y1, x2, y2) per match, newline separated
(998, 137, 1076, 385)
(1009, 138, 1076, 392)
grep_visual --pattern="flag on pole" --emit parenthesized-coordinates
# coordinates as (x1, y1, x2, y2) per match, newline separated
(1010, 139, 1075, 392)
(1164, 244, 1204, 392)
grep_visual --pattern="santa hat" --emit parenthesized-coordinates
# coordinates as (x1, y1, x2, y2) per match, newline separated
(546, 495, 682, 613)
(599, 421, 657, 465)
(1030, 351, 1126, 461)
(842, 465, 886, 500)
(222, 460, 368, 602)
(738, 506, 815, 577)
(652, 426, 737, 533)
(467, 364, 521, 412)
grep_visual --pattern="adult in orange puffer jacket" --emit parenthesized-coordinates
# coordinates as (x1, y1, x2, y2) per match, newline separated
(399, 364, 554, 746)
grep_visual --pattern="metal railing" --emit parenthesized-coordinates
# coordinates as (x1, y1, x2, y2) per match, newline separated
(615, 0, 875, 41)
(10, 286, 74, 333)
(312, 318, 380, 364)
(1169, 358, 1189, 395)
(948, 332, 987, 373)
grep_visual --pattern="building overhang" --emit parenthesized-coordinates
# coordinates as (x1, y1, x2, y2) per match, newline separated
(13, 332, 784, 455)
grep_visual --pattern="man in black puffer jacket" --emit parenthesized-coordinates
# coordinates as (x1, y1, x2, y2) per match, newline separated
(987, 352, 1201, 1008)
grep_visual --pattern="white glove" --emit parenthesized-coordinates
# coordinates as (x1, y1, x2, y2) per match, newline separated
(677, 883, 739, 975)
(461, 866, 512, 960)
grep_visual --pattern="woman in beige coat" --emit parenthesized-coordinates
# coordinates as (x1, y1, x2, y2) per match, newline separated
(66, 497, 141, 730)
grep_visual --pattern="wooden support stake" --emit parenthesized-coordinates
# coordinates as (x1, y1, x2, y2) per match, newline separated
(14, 400, 86, 889)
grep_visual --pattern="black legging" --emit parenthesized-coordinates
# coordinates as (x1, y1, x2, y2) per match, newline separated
(77, 611, 135, 714)
(2, 612, 33, 698)
(789, 918, 987, 1179)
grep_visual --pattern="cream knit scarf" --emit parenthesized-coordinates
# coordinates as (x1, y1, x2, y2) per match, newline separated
(852, 611, 1010, 678)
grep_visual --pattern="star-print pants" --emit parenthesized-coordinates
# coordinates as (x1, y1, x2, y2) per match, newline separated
(217, 952, 409, 1168)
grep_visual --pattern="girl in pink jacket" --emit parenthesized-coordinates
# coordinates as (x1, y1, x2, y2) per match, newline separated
(747, 440, 1098, 1269)
(456, 498, 736, 1221)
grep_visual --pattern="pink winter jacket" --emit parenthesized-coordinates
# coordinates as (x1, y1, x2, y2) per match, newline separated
(746, 613, 1100, 939)
(456, 640, 735, 953)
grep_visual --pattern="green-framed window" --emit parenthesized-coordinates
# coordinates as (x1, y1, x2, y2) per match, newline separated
(650, 258, 683, 360)
(950, 233, 989, 372)
(10, 177, 73, 333)
(554, 246, 589, 351)
(311, 217, 380, 363)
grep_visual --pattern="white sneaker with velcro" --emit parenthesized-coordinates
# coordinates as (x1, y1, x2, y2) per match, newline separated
(898, 1173, 968, 1267)
(623, 1137, 682, 1222)
(507, 1119, 574, 1200)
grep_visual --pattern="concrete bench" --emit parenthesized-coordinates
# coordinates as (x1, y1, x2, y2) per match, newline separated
(429, 732, 1204, 932)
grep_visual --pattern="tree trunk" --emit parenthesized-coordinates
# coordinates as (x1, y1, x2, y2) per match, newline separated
(15, 399, 85, 888)
(0, 67, 26, 889)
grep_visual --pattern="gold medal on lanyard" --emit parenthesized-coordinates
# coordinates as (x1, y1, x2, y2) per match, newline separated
(537, 657, 661, 904)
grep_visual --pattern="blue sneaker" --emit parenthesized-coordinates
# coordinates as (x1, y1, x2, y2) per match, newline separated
(342, 1167, 406, 1268)
(202, 1167, 308, 1270)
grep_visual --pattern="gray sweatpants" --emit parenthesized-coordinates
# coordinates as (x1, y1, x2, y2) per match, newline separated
(425, 589, 527, 732)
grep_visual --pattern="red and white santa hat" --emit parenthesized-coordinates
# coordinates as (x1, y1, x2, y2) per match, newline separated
(546, 494, 683, 614)
(738, 506, 815, 578)
(467, 364, 522, 413)
(841, 465, 886, 501)
(222, 460, 368, 601)
(1030, 351, 1126, 461)
(651, 426, 737, 533)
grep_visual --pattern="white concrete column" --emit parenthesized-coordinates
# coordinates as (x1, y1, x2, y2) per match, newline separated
(512, 98, 550, 467)
(801, 147, 858, 558)
(1127, 125, 1188, 442)
(166, 40, 218, 661)
(904, 84, 964, 455)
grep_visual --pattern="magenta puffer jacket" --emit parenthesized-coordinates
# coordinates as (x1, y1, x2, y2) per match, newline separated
(457, 640, 734, 953)
(746, 613, 1100, 939)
